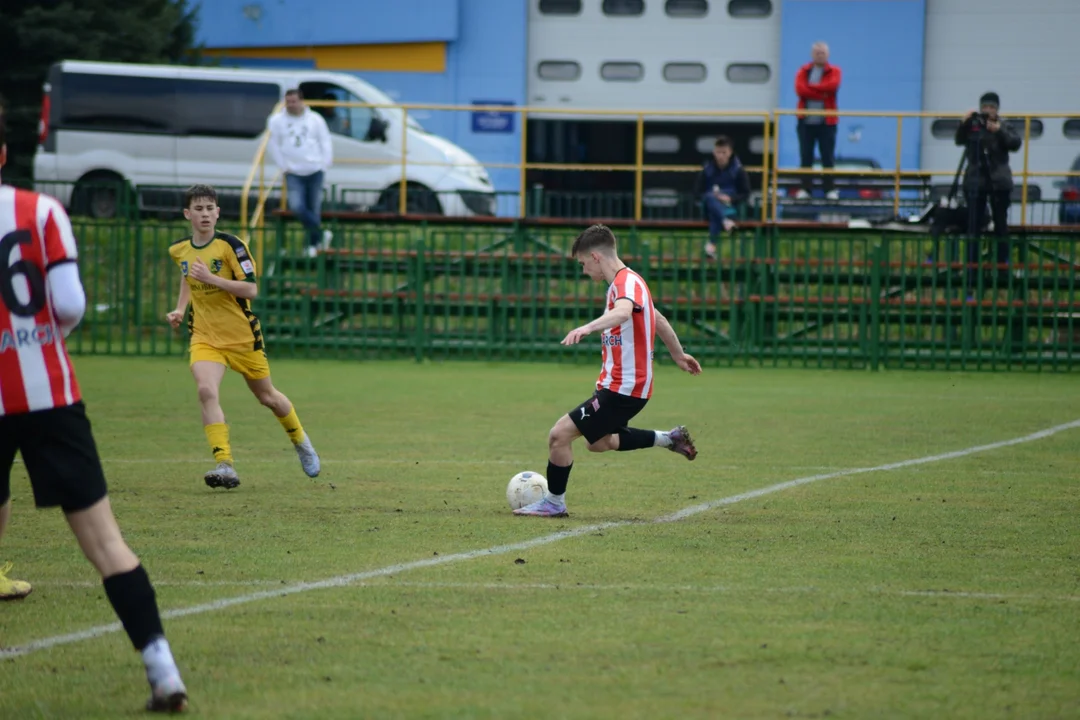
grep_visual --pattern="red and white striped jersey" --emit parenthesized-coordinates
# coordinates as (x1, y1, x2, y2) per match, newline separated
(596, 267, 656, 399)
(0, 186, 81, 416)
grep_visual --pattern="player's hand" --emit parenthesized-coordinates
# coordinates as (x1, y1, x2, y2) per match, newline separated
(674, 353, 702, 375)
(166, 310, 183, 329)
(561, 326, 592, 345)
(188, 257, 214, 283)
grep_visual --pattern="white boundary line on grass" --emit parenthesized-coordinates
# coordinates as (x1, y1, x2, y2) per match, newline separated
(33, 580, 1080, 603)
(3, 418, 1078, 660)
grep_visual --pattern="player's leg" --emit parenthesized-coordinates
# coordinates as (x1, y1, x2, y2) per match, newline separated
(0, 423, 31, 600)
(514, 414, 579, 518)
(190, 353, 239, 489)
(21, 404, 187, 712)
(584, 393, 698, 460)
(66, 500, 187, 711)
(241, 356, 320, 478)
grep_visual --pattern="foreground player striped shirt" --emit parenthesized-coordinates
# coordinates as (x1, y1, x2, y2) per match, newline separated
(0, 186, 81, 415)
(597, 266, 656, 399)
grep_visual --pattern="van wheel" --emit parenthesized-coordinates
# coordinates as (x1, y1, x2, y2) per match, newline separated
(72, 172, 127, 219)
(377, 183, 443, 216)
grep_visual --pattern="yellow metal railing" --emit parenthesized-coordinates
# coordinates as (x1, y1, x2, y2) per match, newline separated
(244, 102, 1080, 260)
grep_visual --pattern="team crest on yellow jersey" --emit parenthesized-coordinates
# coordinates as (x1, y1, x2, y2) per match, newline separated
(211, 259, 223, 274)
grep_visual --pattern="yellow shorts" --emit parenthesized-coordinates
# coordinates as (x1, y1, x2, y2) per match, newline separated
(189, 343, 270, 381)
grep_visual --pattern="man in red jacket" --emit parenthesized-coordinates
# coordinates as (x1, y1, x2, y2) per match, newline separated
(795, 42, 842, 200)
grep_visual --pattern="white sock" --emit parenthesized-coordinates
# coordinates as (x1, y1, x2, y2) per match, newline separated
(654, 431, 673, 448)
(142, 637, 180, 685)
(547, 492, 566, 505)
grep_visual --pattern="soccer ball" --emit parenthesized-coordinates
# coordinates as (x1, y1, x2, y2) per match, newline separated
(506, 471, 548, 510)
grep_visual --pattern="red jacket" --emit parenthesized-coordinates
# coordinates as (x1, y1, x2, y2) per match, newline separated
(795, 62, 842, 125)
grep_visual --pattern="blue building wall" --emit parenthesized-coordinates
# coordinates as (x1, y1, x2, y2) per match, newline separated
(356, 0, 527, 200)
(778, 0, 927, 171)
(195, 0, 459, 47)
(194, 0, 527, 199)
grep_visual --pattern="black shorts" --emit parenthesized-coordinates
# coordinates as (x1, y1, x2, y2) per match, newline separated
(0, 402, 109, 513)
(569, 389, 649, 445)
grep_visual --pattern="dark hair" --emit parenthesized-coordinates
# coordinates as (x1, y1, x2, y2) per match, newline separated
(183, 184, 218, 208)
(285, 88, 303, 99)
(571, 224, 618, 257)
(714, 136, 733, 149)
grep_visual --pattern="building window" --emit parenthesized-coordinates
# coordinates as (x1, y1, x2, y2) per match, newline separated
(749, 135, 765, 154)
(726, 63, 770, 84)
(932, 117, 1043, 140)
(728, 0, 772, 17)
(644, 135, 680, 153)
(603, 0, 645, 16)
(537, 61, 582, 81)
(663, 62, 707, 83)
(696, 136, 716, 154)
(1065, 119, 1080, 139)
(601, 62, 644, 82)
(1003, 118, 1043, 138)
(665, 0, 708, 17)
(931, 119, 960, 139)
(538, 0, 582, 14)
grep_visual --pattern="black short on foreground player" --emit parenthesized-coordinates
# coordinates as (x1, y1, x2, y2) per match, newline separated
(515, 224, 701, 518)
(0, 115, 188, 712)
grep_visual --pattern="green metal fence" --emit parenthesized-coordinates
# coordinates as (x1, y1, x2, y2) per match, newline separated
(66, 217, 1078, 371)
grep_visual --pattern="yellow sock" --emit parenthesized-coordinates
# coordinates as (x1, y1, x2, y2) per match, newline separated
(204, 423, 233, 464)
(277, 406, 305, 445)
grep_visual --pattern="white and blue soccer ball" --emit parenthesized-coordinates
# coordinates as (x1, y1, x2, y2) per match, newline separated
(506, 471, 548, 510)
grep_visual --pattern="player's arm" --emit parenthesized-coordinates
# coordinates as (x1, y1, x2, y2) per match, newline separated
(166, 273, 190, 328)
(655, 310, 702, 375)
(561, 298, 634, 346)
(188, 257, 257, 300)
(46, 263, 86, 337)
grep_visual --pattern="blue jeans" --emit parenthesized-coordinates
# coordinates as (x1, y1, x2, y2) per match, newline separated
(285, 171, 324, 248)
(703, 193, 738, 239)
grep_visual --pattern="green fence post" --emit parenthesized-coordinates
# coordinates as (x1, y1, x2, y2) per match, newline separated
(413, 238, 427, 363)
(869, 242, 885, 372)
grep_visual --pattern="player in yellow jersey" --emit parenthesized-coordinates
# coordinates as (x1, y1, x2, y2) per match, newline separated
(166, 185, 320, 489)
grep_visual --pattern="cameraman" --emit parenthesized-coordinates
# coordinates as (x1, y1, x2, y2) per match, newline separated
(954, 92, 1021, 270)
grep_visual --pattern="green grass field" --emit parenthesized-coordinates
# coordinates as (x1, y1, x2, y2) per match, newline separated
(0, 357, 1077, 719)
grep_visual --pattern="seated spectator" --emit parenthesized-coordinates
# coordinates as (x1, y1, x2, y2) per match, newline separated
(695, 136, 751, 259)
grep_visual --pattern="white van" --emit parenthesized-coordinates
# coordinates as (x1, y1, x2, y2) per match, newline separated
(33, 60, 496, 218)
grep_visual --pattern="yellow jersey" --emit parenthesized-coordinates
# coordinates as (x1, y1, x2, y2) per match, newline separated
(168, 232, 263, 352)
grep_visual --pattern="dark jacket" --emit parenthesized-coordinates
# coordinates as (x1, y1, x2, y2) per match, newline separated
(694, 155, 751, 205)
(955, 116, 1022, 192)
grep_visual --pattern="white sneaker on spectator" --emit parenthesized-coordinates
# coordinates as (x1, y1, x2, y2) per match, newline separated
(305, 246, 318, 259)
(321, 229, 333, 250)
(795, 189, 811, 200)
(825, 190, 841, 201)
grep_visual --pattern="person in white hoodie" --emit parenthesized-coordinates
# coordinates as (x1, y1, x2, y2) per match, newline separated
(267, 89, 334, 258)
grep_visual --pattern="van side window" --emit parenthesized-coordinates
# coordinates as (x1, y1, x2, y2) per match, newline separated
(175, 79, 280, 138)
(60, 73, 177, 133)
(299, 83, 378, 142)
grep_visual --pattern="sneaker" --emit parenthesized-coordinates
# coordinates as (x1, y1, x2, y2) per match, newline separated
(514, 497, 569, 518)
(795, 189, 811, 200)
(295, 434, 321, 478)
(204, 462, 240, 489)
(667, 425, 698, 461)
(825, 189, 841, 201)
(146, 675, 188, 713)
(304, 246, 318, 259)
(704, 242, 717, 260)
(0, 561, 32, 600)
(321, 229, 333, 250)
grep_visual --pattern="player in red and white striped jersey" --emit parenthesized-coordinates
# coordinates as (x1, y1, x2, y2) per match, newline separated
(0, 114, 189, 712)
(515, 224, 701, 518)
